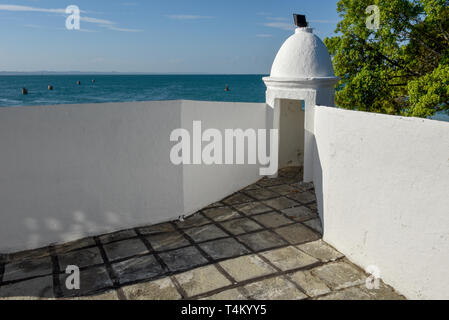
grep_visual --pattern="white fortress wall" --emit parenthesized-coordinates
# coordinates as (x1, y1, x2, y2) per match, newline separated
(312, 105, 449, 299)
(0, 100, 268, 253)
(0, 101, 184, 252)
(181, 100, 270, 215)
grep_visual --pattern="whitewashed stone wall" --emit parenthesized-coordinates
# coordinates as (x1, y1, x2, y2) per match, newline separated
(312, 105, 449, 300)
(0, 100, 267, 253)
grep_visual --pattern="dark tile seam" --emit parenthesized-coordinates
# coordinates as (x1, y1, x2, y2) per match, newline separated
(194, 209, 316, 297)
(92, 236, 127, 300)
(228, 201, 318, 247)
(170, 221, 238, 288)
(239, 190, 322, 242)
(0, 261, 4, 285)
(198, 210, 299, 255)
(132, 227, 186, 298)
(198, 247, 351, 300)
(169, 275, 188, 299)
(190, 258, 331, 300)
(222, 202, 316, 297)
(49, 245, 63, 298)
(0, 273, 56, 287)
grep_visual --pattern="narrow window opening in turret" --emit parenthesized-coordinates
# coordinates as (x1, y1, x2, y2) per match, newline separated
(278, 99, 305, 172)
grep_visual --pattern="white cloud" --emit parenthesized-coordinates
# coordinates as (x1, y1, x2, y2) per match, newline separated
(81, 16, 142, 32)
(0, 4, 142, 33)
(166, 14, 214, 20)
(264, 22, 294, 31)
(102, 26, 143, 32)
(0, 4, 66, 13)
(81, 16, 115, 25)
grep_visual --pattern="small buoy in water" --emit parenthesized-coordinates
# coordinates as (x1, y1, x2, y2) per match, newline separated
(225, 84, 230, 92)
(22, 88, 28, 95)
(92, 79, 95, 84)
(77, 81, 81, 85)
(48, 85, 53, 91)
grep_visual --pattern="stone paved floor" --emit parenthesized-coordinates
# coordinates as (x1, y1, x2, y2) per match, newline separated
(0, 167, 404, 300)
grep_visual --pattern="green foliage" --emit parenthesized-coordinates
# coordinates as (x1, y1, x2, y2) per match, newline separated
(325, 0, 449, 117)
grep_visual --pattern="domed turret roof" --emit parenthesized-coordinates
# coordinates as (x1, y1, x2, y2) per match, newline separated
(270, 27, 335, 79)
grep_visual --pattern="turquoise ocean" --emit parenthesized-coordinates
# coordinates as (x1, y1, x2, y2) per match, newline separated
(0, 74, 447, 122)
(0, 75, 267, 107)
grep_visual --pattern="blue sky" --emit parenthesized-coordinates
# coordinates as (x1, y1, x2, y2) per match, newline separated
(0, 0, 339, 73)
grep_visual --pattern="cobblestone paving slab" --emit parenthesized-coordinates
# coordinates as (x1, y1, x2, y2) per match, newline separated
(222, 193, 253, 205)
(267, 185, 299, 196)
(3, 257, 53, 282)
(0, 167, 404, 300)
(159, 247, 208, 273)
(99, 230, 137, 244)
(139, 223, 175, 235)
(274, 223, 320, 245)
(220, 218, 263, 235)
(146, 231, 191, 252)
(112, 255, 165, 285)
(59, 266, 112, 297)
(263, 197, 299, 210)
(244, 189, 280, 200)
(244, 276, 307, 300)
(122, 277, 181, 300)
(260, 246, 318, 271)
(0, 275, 54, 299)
(3, 247, 51, 264)
(289, 270, 331, 297)
(67, 290, 119, 300)
(203, 207, 242, 222)
(282, 206, 317, 222)
(296, 240, 344, 263)
(311, 262, 367, 290)
(303, 218, 323, 234)
(175, 265, 231, 298)
(199, 238, 251, 260)
(287, 191, 316, 204)
(237, 231, 287, 252)
(219, 255, 276, 282)
(102, 238, 149, 262)
(252, 212, 293, 228)
(184, 224, 228, 242)
(201, 288, 247, 300)
(233, 202, 272, 215)
(58, 247, 103, 270)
